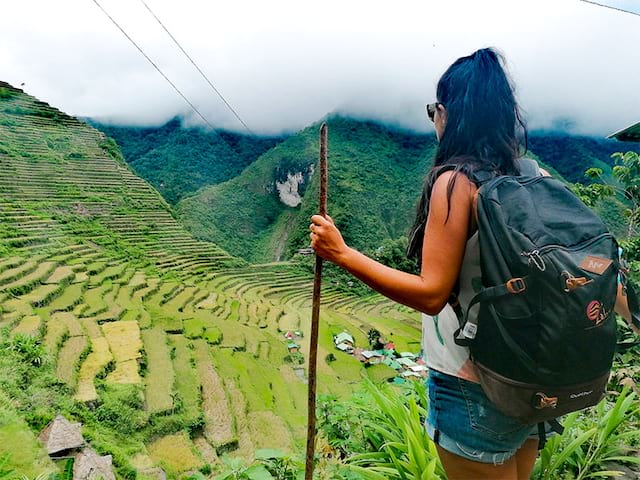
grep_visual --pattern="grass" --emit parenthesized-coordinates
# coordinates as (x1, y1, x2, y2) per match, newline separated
(147, 433, 203, 475)
(23, 283, 63, 307)
(141, 327, 175, 414)
(183, 317, 205, 339)
(365, 363, 398, 384)
(49, 283, 84, 312)
(44, 265, 75, 284)
(0, 261, 55, 295)
(56, 335, 89, 387)
(169, 334, 201, 413)
(194, 340, 236, 449)
(80, 282, 112, 317)
(0, 392, 56, 477)
(75, 336, 113, 402)
(101, 321, 143, 384)
(10, 314, 42, 337)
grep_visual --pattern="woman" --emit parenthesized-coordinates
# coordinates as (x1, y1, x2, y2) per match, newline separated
(310, 48, 540, 479)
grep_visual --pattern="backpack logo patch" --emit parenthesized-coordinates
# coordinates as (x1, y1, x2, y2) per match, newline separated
(586, 301, 601, 322)
(586, 300, 609, 326)
(580, 256, 613, 275)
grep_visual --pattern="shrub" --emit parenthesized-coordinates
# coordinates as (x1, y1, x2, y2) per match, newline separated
(0, 87, 15, 99)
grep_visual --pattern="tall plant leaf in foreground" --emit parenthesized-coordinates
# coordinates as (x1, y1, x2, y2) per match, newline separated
(344, 379, 446, 480)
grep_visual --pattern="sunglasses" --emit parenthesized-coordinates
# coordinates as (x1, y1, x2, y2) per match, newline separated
(426, 102, 442, 122)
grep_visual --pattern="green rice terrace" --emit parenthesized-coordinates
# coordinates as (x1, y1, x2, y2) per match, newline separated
(0, 82, 421, 477)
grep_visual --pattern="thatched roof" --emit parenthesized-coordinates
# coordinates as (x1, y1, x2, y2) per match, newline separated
(38, 414, 84, 456)
(73, 448, 116, 480)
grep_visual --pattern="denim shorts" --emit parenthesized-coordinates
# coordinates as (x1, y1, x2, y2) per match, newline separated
(426, 369, 539, 465)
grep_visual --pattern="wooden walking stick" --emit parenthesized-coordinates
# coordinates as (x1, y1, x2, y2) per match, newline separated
(305, 122, 328, 480)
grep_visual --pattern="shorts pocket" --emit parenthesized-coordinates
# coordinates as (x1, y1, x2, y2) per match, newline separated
(459, 378, 530, 441)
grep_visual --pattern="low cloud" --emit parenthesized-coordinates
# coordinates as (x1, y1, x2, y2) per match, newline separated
(2, 0, 639, 136)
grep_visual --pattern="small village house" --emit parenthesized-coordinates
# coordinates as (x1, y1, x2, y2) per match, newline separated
(38, 415, 118, 480)
(38, 414, 84, 458)
(396, 357, 418, 370)
(73, 448, 116, 480)
(353, 349, 385, 365)
(334, 331, 355, 353)
(283, 330, 303, 340)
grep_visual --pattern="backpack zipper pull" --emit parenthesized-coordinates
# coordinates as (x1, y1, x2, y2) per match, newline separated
(522, 250, 546, 271)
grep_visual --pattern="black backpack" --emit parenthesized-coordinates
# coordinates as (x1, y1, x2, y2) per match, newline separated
(453, 159, 640, 429)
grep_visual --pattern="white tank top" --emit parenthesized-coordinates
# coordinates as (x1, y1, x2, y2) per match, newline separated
(421, 232, 482, 383)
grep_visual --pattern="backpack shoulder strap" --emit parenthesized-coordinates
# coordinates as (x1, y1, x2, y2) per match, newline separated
(518, 158, 541, 177)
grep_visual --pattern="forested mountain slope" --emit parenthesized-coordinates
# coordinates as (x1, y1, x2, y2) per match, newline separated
(172, 117, 640, 263)
(176, 117, 438, 262)
(93, 119, 285, 204)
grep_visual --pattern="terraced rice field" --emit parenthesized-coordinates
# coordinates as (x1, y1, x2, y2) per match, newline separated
(0, 81, 422, 476)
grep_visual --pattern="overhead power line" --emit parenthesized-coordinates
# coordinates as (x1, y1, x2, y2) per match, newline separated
(91, 0, 216, 130)
(139, 0, 254, 135)
(578, 0, 640, 17)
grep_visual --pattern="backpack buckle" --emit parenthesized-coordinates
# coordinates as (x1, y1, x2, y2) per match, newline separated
(532, 392, 559, 410)
(506, 278, 526, 294)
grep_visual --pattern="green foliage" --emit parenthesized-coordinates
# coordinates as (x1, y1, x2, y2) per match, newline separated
(534, 387, 640, 480)
(0, 453, 16, 479)
(528, 133, 640, 184)
(317, 380, 445, 479)
(316, 379, 640, 480)
(0, 87, 16, 99)
(174, 119, 640, 269)
(93, 383, 147, 435)
(283, 352, 305, 365)
(214, 456, 275, 480)
(370, 237, 418, 274)
(93, 118, 284, 204)
(176, 117, 436, 263)
(574, 151, 640, 272)
(255, 449, 304, 480)
(8, 335, 47, 368)
(98, 137, 125, 165)
(61, 458, 73, 480)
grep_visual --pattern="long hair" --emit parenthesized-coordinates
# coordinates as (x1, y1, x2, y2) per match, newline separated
(407, 47, 527, 259)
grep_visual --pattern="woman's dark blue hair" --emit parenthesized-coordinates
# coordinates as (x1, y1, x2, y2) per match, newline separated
(407, 47, 527, 259)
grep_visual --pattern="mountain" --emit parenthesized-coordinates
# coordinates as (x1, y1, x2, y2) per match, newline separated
(92, 118, 285, 204)
(0, 82, 417, 477)
(527, 132, 640, 184)
(176, 117, 438, 263)
(173, 118, 640, 263)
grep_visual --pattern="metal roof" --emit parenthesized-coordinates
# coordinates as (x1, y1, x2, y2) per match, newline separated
(608, 121, 640, 142)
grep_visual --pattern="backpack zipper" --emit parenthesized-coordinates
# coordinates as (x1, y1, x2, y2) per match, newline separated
(521, 233, 614, 272)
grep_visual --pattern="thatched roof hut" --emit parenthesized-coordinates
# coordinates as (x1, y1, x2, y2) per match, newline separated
(73, 448, 116, 480)
(38, 414, 84, 456)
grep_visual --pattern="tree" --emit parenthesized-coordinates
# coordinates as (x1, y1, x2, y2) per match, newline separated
(367, 329, 384, 350)
(583, 151, 640, 237)
(577, 151, 640, 263)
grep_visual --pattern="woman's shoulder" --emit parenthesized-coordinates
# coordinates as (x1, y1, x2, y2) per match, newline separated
(431, 169, 478, 199)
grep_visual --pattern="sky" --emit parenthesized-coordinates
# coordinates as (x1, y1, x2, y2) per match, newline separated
(1, 0, 639, 136)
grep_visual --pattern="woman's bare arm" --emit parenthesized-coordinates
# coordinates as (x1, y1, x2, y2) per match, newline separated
(616, 283, 640, 335)
(310, 171, 475, 315)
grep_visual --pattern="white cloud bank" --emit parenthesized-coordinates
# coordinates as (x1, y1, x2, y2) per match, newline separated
(1, 0, 639, 135)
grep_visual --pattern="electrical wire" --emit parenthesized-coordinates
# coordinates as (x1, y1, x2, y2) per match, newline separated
(139, 0, 254, 135)
(91, 0, 216, 130)
(578, 0, 640, 18)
